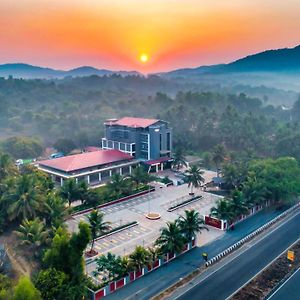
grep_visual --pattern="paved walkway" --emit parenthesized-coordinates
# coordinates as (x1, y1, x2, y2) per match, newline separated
(104, 206, 287, 300)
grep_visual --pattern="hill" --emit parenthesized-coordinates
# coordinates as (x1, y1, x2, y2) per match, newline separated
(0, 63, 141, 79)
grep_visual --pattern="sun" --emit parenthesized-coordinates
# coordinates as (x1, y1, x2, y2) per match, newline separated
(140, 53, 149, 63)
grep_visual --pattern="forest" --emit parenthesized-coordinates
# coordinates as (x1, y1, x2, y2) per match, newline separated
(0, 75, 300, 163)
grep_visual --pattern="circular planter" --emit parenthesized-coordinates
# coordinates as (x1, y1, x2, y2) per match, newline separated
(85, 249, 98, 257)
(145, 212, 161, 220)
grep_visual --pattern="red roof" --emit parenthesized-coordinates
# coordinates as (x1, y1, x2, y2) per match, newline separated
(39, 150, 133, 172)
(144, 157, 173, 165)
(105, 117, 159, 128)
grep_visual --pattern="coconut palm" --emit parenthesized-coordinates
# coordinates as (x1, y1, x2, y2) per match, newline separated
(228, 189, 249, 218)
(87, 209, 111, 253)
(6, 175, 45, 221)
(15, 218, 49, 254)
(210, 199, 234, 221)
(178, 210, 208, 241)
(212, 144, 226, 175)
(129, 166, 152, 189)
(0, 153, 18, 181)
(59, 179, 80, 206)
(172, 148, 187, 170)
(44, 193, 67, 229)
(147, 247, 160, 267)
(129, 246, 151, 271)
(107, 173, 133, 198)
(155, 221, 186, 254)
(185, 165, 205, 195)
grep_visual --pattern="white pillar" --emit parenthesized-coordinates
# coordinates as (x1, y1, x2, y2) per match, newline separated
(120, 168, 122, 175)
(60, 177, 64, 187)
(161, 163, 164, 171)
(75, 178, 78, 184)
(156, 165, 159, 172)
(98, 172, 102, 182)
(129, 165, 132, 174)
(86, 175, 90, 184)
(109, 170, 112, 177)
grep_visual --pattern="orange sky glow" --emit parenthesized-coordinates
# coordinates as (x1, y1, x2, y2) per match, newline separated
(1, 0, 300, 73)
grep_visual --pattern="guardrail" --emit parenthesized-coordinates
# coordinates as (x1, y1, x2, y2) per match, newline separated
(205, 202, 300, 267)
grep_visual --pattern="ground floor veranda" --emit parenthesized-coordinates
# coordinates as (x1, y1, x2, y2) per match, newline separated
(38, 161, 139, 187)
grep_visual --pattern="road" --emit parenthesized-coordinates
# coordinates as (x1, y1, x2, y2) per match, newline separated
(174, 209, 300, 300)
(267, 268, 300, 300)
(104, 206, 287, 300)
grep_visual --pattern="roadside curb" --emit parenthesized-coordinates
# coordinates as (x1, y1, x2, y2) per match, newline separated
(205, 202, 300, 267)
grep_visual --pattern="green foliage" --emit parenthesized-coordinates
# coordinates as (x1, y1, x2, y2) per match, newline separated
(13, 276, 41, 300)
(129, 246, 151, 271)
(59, 178, 88, 206)
(87, 210, 111, 252)
(184, 165, 205, 194)
(15, 218, 49, 255)
(178, 210, 208, 241)
(53, 138, 76, 154)
(155, 221, 187, 254)
(0, 274, 12, 300)
(172, 148, 187, 170)
(35, 268, 67, 300)
(1, 136, 43, 159)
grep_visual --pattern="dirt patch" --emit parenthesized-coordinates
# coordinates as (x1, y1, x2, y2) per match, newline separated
(231, 239, 300, 300)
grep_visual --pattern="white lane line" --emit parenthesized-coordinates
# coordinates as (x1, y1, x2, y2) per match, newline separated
(266, 268, 300, 299)
(172, 209, 300, 300)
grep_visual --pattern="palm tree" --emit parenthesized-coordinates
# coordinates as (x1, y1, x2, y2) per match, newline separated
(178, 210, 208, 242)
(129, 166, 152, 189)
(212, 144, 226, 175)
(0, 153, 17, 181)
(15, 218, 49, 254)
(6, 175, 45, 221)
(147, 247, 160, 267)
(228, 190, 249, 219)
(107, 173, 133, 198)
(185, 165, 205, 195)
(44, 193, 67, 229)
(129, 246, 151, 271)
(210, 199, 234, 221)
(87, 209, 111, 253)
(172, 149, 187, 170)
(59, 179, 80, 206)
(155, 221, 186, 255)
(242, 176, 267, 208)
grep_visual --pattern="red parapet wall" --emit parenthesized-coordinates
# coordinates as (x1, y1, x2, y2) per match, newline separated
(95, 289, 105, 300)
(205, 215, 222, 229)
(116, 278, 125, 289)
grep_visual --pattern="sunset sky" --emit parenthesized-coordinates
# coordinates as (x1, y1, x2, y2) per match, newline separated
(1, 0, 300, 73)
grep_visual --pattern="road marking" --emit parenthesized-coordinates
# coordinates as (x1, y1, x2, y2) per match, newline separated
(225, 236, 300, 300)
(172, 209, 300, 300)
(267, 267, 300, 299)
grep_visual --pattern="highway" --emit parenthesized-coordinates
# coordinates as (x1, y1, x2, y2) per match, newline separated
(174, 209, 300, 300)
(105, 206, 287, 300)
(267, 268, 300, 300)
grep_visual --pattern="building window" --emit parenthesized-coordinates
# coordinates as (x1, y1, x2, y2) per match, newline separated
(102, 139, 107, 148)
(131, 144, 136, 152)
(167, 132, 171, 150)
(141, 143, 148, 150)
(140, 133, 148, 143)
(159, 134, 162, 150)
(120, 143, 126, 151)
(107, 140, 113, 148)
(113, 141, 119, 149)
(126, 144, 131, 151)
(140, 152, 148, 159)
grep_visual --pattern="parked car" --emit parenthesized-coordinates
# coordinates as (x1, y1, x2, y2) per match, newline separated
(49, 152, 64, 159)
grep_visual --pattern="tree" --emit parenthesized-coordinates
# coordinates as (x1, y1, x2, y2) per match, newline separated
(35, 268, 67, 300)
(6, 174, 46, 221)
(0, 274, 12, 300)
(155, 221, 186, 254)
(15, 218, 49, 255)
(59, 179, 80, 206)
(94, 252, 128, 283)
(87, 209, 111, 253)
(1, 136, 43, 159)
(172, 148, 187, 170)
(84, 189, 102, 207)
(178, 210, 208, 241)
(129, 246, 150, 271)
(0, 153, 18, 181)
(212, 144, 226, 174)
(129, 165, 152, 187)
(44, 193, 67, 229)
(210, 199, 234, 221)
(107, 173, 133, 198)
(53, 138, 76, 154)
(13, 276, 41, 300)
(185, 165, 205, 195)
(228, 190, 248, 219)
